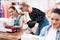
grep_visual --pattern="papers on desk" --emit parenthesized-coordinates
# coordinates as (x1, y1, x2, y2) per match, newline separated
(21, 33, 45, 40)
(21, 33, 39, 40)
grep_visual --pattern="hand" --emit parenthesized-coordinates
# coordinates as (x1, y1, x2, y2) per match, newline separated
(27, 21, 36, 28)
(31, 21, 37, 23)
(27, 21, 36, 24)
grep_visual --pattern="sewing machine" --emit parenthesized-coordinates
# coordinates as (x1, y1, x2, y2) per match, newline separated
(0, 18, 19, 33)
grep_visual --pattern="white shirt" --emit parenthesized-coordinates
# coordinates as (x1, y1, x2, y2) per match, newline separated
(44, 28, 57, 40)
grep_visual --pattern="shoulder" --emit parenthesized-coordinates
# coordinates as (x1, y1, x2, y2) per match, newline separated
(40, 25, 50, 36)
(32, 7, 41, 12)
(32, 7, 43, 12)
(32, 7, 45, 14)
(32, 7, 39, 10)
(41, 25, 50, 31)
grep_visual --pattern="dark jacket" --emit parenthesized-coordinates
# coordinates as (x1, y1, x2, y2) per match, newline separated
(29, 7, 45, 23)
(27, 7, 45, 28)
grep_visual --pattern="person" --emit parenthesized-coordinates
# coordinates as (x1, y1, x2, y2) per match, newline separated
(19, 2, 49, 35)
(39, 8, 60, 40)
(8, 6, 23, 29)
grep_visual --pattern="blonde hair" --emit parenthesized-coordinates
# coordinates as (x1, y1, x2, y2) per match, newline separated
(20, 2, 29, 7)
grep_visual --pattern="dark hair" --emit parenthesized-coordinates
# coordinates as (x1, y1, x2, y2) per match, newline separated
(9, 6, 16, 10)
(9, 6, 18, 13)
(12, 2, 16, 5)
(51, 8, 60, 15)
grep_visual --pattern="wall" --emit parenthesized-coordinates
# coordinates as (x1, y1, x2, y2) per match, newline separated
(16, 0, 56, 12)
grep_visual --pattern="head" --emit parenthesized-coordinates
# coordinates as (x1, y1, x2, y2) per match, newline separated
(50, 8, 60, 28)
(9, 6, 18, 16)
(19, 2, 30, 12)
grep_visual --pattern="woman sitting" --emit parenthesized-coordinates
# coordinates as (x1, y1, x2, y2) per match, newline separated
(6, 6, 24, 30)
(39, 8, 60, 40)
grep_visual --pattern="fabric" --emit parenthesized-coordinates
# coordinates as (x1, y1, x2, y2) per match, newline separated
(40, 25, 60, 40)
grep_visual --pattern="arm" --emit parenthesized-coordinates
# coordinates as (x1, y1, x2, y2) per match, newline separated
(39, 25, 50, 36)
(19, 16, 24, 28)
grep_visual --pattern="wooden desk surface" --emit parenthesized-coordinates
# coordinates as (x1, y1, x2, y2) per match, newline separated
(0, 29, 26, 40)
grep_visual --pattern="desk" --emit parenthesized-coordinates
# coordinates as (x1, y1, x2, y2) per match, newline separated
(0, 29, 25, 40)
